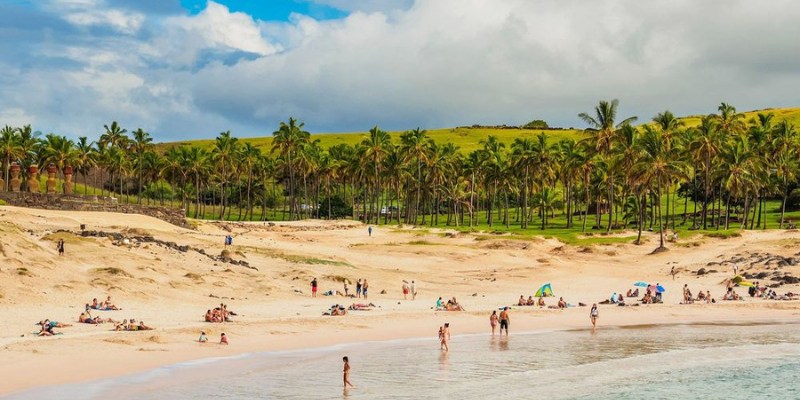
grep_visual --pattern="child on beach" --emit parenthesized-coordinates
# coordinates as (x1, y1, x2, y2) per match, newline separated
(198, 331, 208, 342)
(220, 333, 229, 345)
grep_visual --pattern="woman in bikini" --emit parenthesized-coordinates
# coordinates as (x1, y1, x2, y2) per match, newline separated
(590, 304, 599, 330)
(490, 310, 499, 336)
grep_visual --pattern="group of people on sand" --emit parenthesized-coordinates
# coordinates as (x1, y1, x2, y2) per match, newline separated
(401, 280, 416, 300)
(205, 304, 236, 323)
(87, 296, 121, 311)
(436, 297, 464, 311)
(517, 295, 546, 307)
(325, 304, 348, 316)
(682, 284, 715, 304)
(198, 331, 228, 344)
(114, 319, 153, 331)
(313, 278, 370, 299)
(37, 319, 71, 336)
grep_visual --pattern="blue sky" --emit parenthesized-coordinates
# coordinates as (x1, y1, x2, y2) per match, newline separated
(1, 0, 799, 142)
(179, 0, 348, 21)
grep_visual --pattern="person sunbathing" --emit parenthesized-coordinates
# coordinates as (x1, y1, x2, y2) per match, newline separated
(526, 296, 535, 306)
(38, 321, 56, 336)
(137, 321, 153, 331)
(626, 289, 633, 297)
(79, 313, 113, 324)
(40, 319, 71, 328)
(557, 297, 567, 309)
(642, 293, 653, 304)
(103, 296, 121, 310)
(447, 298, 465, 311)
(90, 298, 100, 309)
(633, 289, 639, 297)
(348, 303, 374, 310)
(115, 319, 129, 331)
(518, 295, 526, 306)
(538, 297, 546, 307)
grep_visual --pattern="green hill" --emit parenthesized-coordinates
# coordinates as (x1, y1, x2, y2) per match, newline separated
(159, 107, 800, 153)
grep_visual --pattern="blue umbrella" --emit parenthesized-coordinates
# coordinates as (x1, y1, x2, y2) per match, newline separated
(656, 285, 666, 293)
(634, 282, 648, 287)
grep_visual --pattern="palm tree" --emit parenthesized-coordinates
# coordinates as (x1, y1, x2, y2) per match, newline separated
(211, 130, 239, 219)
(238, 143, 261, 220)
(131, 128, 154, 204)
(532, 187, 560, 229)
(75, 137, 96, 195)
(511, 138, 534, 228)
(360, 126, 392, 224)
(101, 121, 128, 148)
(579, 99, 638, 231)
(632, 127, 685, 251)
(272, 118, 310, 221)
(399, 128, 431, 224)
(0, 125, 22, 191)
(688, 116, 724, 229)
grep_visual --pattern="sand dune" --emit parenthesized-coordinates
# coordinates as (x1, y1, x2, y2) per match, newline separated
(1, 205, 800, 395)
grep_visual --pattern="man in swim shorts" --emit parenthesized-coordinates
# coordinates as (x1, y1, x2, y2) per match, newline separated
(499, 307, 510, 336)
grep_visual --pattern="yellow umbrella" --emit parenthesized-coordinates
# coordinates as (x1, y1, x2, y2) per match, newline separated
(738, 281, 755, 287)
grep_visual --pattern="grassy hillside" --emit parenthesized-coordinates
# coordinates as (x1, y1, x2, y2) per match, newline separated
(161, 127, 585, 154)
(159, 107, 800, 153)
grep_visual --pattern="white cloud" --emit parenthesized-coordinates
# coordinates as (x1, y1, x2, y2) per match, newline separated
(0, 109, 35, 128)
(3, 0, 800, 141)
(167, 1, 280, 56)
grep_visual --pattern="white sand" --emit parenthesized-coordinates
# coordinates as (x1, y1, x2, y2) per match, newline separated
(1, 205, 799, 395)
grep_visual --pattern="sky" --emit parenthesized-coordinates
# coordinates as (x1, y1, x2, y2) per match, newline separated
(1, 0, 800, 142)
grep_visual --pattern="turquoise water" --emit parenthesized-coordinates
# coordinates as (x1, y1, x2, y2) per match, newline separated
(7, 322, 800, 400)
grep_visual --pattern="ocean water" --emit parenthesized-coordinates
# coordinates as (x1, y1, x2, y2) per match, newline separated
(7, 322, 800, 400)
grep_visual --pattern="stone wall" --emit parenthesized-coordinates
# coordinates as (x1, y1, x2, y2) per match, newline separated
(0, 192, 188, 228)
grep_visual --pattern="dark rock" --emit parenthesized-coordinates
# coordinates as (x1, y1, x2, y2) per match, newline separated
(696, 268, 707, 276)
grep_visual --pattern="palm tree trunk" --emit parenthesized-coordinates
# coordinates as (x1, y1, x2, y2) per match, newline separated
(725, 193, 732, 230)
(780, 178, 788, 229)
(607, 174, 613, 232)
(657, 175, 665, 249)
(582, 173, 590, 233)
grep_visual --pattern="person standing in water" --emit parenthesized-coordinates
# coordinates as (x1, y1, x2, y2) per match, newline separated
(590, 304, 599, 330)
(343, 356, 356, 389)
(499, 307, 510, 336)
(490, 311, 499, 336)
(440, 323, 451, 351)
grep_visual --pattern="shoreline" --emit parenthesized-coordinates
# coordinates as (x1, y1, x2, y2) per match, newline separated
(4, 305, 800, 397)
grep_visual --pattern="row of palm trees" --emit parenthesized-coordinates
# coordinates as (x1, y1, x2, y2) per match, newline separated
(1, 101, 798, 249)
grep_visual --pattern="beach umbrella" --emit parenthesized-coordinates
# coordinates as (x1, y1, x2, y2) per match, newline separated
(656, 285, 666, 293)
(738, 281, 755, 287)
(634, 282, 648, 287)
(535, 284, 553, 297)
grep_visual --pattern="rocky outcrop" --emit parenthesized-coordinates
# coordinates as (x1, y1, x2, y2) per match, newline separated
(0, 192, 188, 228)
(57, 229, 257, 271)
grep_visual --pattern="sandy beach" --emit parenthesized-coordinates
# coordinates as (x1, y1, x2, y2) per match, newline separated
(2, 206, 800, 396)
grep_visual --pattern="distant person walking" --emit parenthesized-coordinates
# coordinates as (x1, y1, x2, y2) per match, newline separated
(490, 311, 499, 336)
(440, 323, 451, 351)
(499, 307, 510, 336)
(670, 266, 676, 280)
(343, 281, 349, 297)
(311, 278, 318, 298)
(356, 279, 363, 298)
(402, 281, 409, 300)
(343, 356, 356, 389)
(368, 226, 373, 237)
(57, 239, 65, 256)
(590, 304, 599, 330)
(733, 263, 739, 276)
(410, 280, 416, 300)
